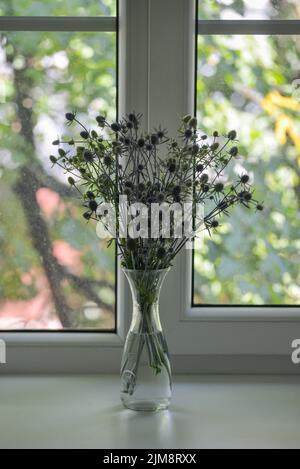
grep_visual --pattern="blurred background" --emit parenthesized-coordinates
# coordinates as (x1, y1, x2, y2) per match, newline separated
(0, 0, 116, 330)
(194, 0, 300, 305)
(1, 0, 300, 328)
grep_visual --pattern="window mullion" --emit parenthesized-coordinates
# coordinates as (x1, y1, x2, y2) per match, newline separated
(197, 19, 300, 35)
(0, 16, 116, 32)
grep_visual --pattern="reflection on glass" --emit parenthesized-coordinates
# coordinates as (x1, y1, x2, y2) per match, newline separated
(0, 31, 116, 329)
(0, 0, 116, 16)
(194, 34, 300, 305)
(198, 0, 300, 20)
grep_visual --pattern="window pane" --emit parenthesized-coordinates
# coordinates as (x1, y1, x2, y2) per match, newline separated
(198, 0, 300, 20)
(0, 31, 116, 330)
(194, 34, 300, 305)
(0, 0, 116, 16)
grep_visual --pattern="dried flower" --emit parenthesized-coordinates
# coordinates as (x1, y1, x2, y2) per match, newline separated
(240, 174, 250, 184)
(89, 200, 98, 212)
(104, 155, 113, 166)
(184, 129, 193, 139)
(196, 164, 204, 172)
(83, 150, 93, 162)
(128, 113, 137, 122)
(51, 112, 262, 271)
(229, 146, 238, 156)
(215, 182, 224, 192)
(192, 144, 199, 154)
(111, 122, 121, 132)
(210, 142, 219, 151)
(83, 211, 91, 220)
(49, 155, 57, 164)
(227, 130, 237, 140)
(80, 131, 89, 139)
(239, 190, 252, 201)
(172, 185, 181, 196)
(200, 173, 209, 183)
(137, 138, 145, 148)
(65, 112, 75, 122)
(151, 134, 159, 145)
(96, 115, 106, 124)
(168, 162, 176, 173)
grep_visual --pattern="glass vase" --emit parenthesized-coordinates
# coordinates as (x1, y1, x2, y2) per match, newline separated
(120, 269, 172, 411)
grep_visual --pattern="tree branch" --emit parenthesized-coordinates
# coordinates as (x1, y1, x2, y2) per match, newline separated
(13, 167, 74, 328)
(58, 267, 113, 311)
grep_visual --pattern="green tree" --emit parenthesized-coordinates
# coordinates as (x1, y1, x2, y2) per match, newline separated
(194, 0, 300, 305)
(0, 1, 116, 329)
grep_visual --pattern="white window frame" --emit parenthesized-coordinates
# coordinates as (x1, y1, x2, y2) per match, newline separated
(0, 8, 127, 373)
(167, 6, 300, 371)
(1, 0, 300, 374)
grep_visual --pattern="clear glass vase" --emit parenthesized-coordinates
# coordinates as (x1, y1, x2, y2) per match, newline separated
(120, 269, 172, 411)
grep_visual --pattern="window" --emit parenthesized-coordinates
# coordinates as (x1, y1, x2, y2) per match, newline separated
(160, 0, 300, 368)
(0, 1, 117, 331)
(193, 0, 300, 307)
(1, 0, 299, 374)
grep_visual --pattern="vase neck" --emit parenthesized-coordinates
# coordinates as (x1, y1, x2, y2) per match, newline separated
(132, 299, 161, 332)
(123, 269, 169, 333)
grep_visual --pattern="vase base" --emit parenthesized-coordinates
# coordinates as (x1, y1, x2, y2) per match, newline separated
(121, 398, 170, 412)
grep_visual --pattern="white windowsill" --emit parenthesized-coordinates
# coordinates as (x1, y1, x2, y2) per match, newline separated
(0, 332, 123, 347)
(0, 374, 300, 449)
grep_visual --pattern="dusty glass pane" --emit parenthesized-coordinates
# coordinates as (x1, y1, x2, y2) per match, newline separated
(198, 0, 300, 20)
(194, 34, 300, 305)
(0, 31, 116, 330)
(0, 0, 116, 16)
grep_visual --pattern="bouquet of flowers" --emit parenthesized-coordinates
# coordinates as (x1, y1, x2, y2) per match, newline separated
(50, 111, 262, 263)
(50, 111, 262, 410)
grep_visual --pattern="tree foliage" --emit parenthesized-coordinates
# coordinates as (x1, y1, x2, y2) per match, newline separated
(194, 0, 300, 305)
(0, 0, 116, 329)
